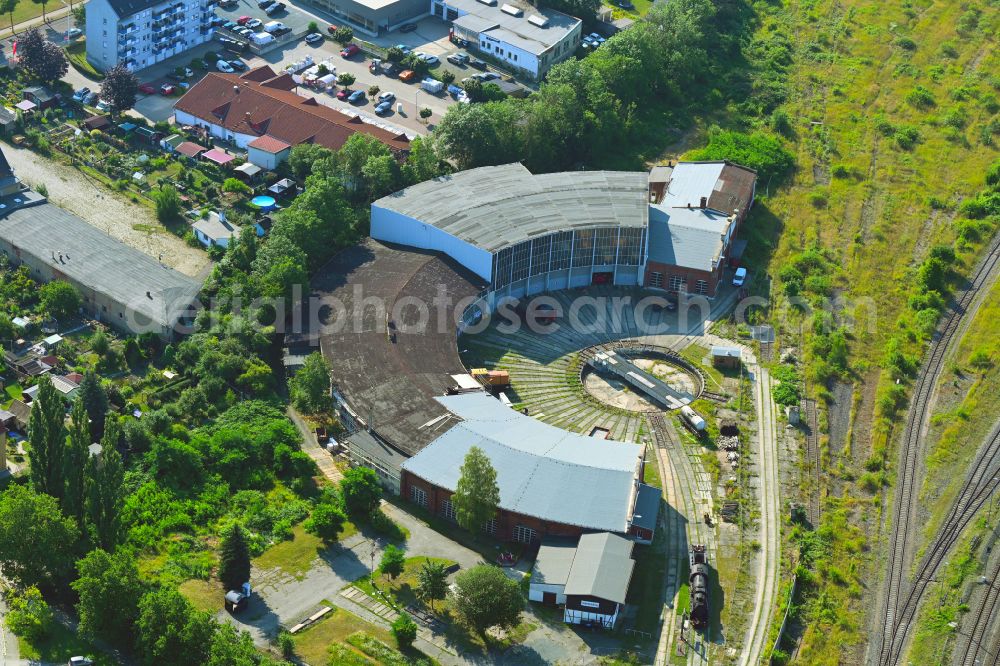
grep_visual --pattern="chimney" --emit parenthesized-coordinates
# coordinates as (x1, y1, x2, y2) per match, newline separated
(686, 202, 692, 209)
(233, 85, 240, 94)
(700, 196, 707, 208)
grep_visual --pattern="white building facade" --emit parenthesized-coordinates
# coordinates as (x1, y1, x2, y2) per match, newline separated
(86, 0, 216, 72)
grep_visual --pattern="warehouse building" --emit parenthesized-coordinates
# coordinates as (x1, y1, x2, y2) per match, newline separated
(371, 160, 756, 304)
(307, 0, 428, 35)
(433, 0, 582, 80)
(0, 149, 202, 338)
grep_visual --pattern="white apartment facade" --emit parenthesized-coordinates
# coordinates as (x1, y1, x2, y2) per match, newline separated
(86, 0, 216, 72)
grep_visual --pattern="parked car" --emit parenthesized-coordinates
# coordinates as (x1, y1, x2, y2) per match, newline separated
(471, 71, 500, 82)
(398, 69, 417, 82)
(236, 15, 252, 24)
(95, 99, 110, 112)
(467, 56, 486, 69)
(246, 18, 263, 29)
(305, 32, 323, 44)
(68, 658, 94, 666)
(138, 83, 156, 94)
(732, 267, 748, 287)
(222, 39, 247, 52)
(222, 20, 237, 29)
(72, 87, 90, 101)
(348, 89, 365, 103)
(218, 0, 238, 7)
(377, 91, 396, 103)
(414, 51, 438, 65)
(66, 27, 83, 38)
(160, 83, 176, 95)
(257, 0, 273, 8)
(374, 100, 392, 115)
(336, 88, 351, 99)
(447, 52, 469, 66)
(398, 22, 417, 32)
(216, 59, 234, 72)
(327, 24, 339, 33)
(382, 62, 400, 76)
(210, 16, 226, 26)
(84, 91, 98, 105)
(265, 2, 285, 14)
(340, 43, 360, 57)
(228, 58, 248, 71)
(394, 44, 411, 55)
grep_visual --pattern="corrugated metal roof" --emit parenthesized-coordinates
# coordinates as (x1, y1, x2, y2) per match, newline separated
(662, 162, 725, 208)
(401, 393, 643, 532)
(630, 483, 660, 531)
(0, 203, 202, 330)
(373, 164, 649, 254)
(563, 532, 634, 604)
(647, 205, 730, 272)
(445, 0, 579, 55)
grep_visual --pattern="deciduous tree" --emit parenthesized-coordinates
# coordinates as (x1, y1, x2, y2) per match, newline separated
(0, 485, 79, 589)
(391, 613, 417, 648)
(289, 352, 330, 414)
(72, 549, 142, 644)
(416, 560, 448, 610)
(135, 588, 214, 666)
(39, 280, 81, 321)
(340, 466, 382, 517)
(100, 63, 139, 116)
(16, 29, 68, 81)
(85, 418, 125, 551)
(78, 371, 108, 442)
(63, 398, 90, 524)
(304, 501, 347, 542)
(28, 375, 68, 499)
(451, 446, 499, 533)
(451, 565, 523, 640)
(379, 544, 405, 581)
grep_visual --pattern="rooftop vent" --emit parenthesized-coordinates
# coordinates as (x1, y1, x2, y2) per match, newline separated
(500, 3, 523, 16)
(527, 14, 548, 27)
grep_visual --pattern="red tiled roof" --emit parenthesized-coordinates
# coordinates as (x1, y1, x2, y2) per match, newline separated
(176, 141, 206, 158)
(248, 135, 292, 153)
(174, 68, 411, 155)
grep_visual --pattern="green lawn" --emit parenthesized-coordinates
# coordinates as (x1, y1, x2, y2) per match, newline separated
(178, 577, 224, 613)
(291, 607, 396, 665)
(65, 40, 104, 80)
(253, 522, 357, 579)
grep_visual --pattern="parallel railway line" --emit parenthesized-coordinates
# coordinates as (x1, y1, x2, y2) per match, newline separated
(871, 235, 1000, 666)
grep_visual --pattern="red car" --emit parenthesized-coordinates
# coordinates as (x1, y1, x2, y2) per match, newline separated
(336, 88, 351, 99)
(326, 24, 339, 33)
(236, 15, 252, 24)
(139, 83, 157, 94)
(340, 43, 360, 58)
(160, 83, 176, 95)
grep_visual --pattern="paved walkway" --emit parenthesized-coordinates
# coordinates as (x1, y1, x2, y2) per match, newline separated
(285, 406, 343, 483)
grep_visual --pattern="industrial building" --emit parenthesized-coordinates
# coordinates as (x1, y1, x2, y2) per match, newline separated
(0, 148, 202, 338)
(316, 239, 660, 544)
(433, 0, 581, 79)
(307, 0, 429, 35)
(371, 160, 756, 303)
(86, 0, 217, 72)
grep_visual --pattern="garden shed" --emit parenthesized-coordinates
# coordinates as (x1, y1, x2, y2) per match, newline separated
(0, 107, 17, 136)
(202, 148, 235, 168)
(22, 86, 57, 109)
(82, 115, 111, 132)
(175, 142, 206, 159)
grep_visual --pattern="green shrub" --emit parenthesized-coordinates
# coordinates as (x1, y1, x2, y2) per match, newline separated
(894, 36, 916, 51)
(905, 85, 936, 108)
(686, 128, 794, 182)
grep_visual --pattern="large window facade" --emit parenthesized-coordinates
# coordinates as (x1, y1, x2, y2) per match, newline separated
(491, 226, 646, 290)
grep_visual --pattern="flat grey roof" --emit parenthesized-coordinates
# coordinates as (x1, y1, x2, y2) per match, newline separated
(445, 0, 580, 55)
(373, 164, 649, 254)
(647, 205, 732, 273)
(402, 392, 644, 532)
(530, 538, 578, 587)
(192, 214, 241, 242)
(0, 203, 202, 331)
(631, 483, 660, 532)
(564, 532, 634, 604)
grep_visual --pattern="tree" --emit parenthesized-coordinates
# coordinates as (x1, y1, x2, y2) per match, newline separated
(0, 312, 15, 341)
(72, 549, 142, 644)
(78, 371, 108, 442)
(0, 0, 18, 34)
(686, 128, 795, 182)
(4, 586, 53, 642)
(135, 588, 214, 666)
(416, 560, 448, 610)
(0, 485, 79, 589)
(440, 70, 455, 86)
(85, 418, 125, 551)
(153, 185, 182, 223)
(419, 107, 432, 120)
(379, 544, 405, 581)
(218, 523, 251, 591)
(100, 63, 139, 116)
(403, 136, 445, 185)
(304, 501, 347, 542)
(340, 466, 382, 517)
(361, 154, 400, 200)
(332, 26, 352, 43)
(451, 446, 499, 533)
(451, 565, 523, 640)
(91, 329, 111, 356)
(391, 613, 417, 649)
(16, 29, 68, 81)
(30, 0, 47, 21)
(337, 71, 356, 86)
(63, 398, 90, 524)
(28, 375, 68, 499)
(39, 280, 81, 321)
(289, 352, 330, 413)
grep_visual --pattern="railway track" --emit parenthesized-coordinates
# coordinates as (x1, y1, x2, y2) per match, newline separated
(871, 235, 1000, 666)
(881, 420, 1000, 665)
(955, 525, 1000, 666)
(801, 398, 821, 526)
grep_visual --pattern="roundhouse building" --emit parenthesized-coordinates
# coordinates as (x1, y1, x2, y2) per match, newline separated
(371, 164, 649, 305)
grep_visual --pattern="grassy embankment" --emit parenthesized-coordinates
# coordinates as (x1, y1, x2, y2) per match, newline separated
(721, 0, 1000, 661)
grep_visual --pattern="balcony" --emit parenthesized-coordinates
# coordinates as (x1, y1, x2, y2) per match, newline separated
(118, 22, 137, 34)
(118, 35, 136, 46)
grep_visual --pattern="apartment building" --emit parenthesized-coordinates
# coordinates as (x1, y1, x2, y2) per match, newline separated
(86, 0, 216, 72)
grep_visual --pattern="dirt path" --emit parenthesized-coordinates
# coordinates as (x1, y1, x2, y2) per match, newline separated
(5, 145, 210, 277)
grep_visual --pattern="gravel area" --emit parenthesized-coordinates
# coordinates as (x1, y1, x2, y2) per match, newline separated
(4, 144, 211, 278)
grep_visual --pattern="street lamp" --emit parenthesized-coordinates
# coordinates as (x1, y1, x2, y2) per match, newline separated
(369, 541, 378, 590)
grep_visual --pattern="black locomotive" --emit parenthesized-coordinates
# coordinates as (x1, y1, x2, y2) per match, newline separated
(689, 545, 710, 631)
